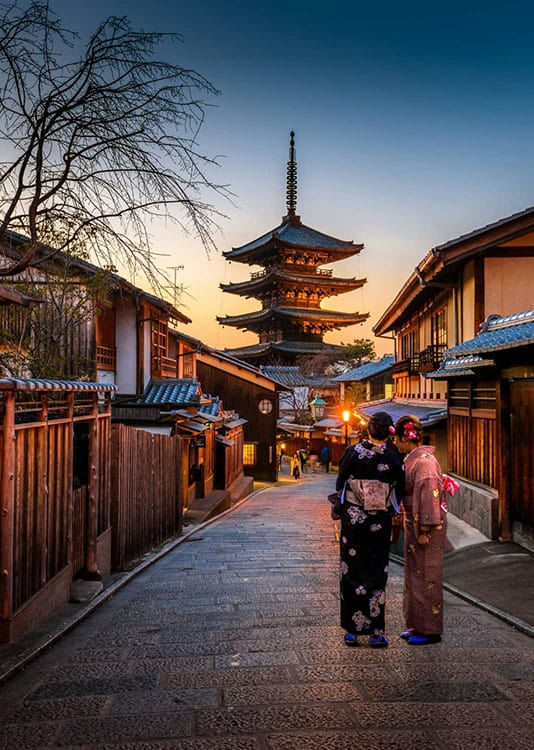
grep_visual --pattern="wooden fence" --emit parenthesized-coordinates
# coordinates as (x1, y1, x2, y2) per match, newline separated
(0, 379, 114, 642)
(110, 424, 187, 570)
(448, 412, 497, 488)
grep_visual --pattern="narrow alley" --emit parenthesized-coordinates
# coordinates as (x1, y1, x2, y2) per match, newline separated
(1, 472, 533, 749)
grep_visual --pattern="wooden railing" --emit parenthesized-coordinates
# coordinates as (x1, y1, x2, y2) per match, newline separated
(417, 344, 447, 372)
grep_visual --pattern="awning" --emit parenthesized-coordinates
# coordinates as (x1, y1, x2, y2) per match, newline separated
(216, 435, 235, 447)
(174, 420, 210, 434)
(223, 418, 248, 429)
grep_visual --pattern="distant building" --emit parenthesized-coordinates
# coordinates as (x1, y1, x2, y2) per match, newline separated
(218, 132, 368, 365)
(334, 354, 394, 403)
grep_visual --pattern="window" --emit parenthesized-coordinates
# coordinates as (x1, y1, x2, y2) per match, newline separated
(243, 443, 257, 466)
(151, 320, 168, 358)
(431, 308, 447, 348)
(400, 328, 418, 359)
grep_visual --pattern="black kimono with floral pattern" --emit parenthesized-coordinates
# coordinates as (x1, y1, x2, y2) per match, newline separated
(335, 440, 405, 636)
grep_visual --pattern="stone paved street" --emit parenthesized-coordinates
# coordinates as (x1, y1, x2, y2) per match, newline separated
(1, 473, 534, 749)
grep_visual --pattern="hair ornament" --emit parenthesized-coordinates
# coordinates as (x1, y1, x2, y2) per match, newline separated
(403, 421, 419, 441)
(388, 425, 396, 435)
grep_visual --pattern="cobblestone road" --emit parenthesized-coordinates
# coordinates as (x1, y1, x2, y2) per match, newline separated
(1, 473, 533, 749)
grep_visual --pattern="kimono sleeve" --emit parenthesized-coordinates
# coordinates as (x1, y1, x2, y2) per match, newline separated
(412, 456, 443, 526)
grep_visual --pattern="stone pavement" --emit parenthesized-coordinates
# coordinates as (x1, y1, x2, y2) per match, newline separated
(1, 472, 534, 749)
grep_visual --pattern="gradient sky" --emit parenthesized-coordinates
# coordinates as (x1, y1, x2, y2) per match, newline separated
(24, 2, 534, 352)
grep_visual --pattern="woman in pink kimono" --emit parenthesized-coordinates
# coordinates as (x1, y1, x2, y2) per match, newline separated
(393, 416, 447, 645)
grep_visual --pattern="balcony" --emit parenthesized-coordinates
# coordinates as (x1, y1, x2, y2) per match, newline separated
(96, 345, 116, 371)
(417, 344, 447, 373)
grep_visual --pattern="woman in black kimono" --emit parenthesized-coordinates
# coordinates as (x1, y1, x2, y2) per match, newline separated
(334, 411, 404, 648)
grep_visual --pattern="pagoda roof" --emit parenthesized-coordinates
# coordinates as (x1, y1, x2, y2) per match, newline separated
(220, 269, 366, 297)
(224, 340, 344, 361)
(223, 218, 363, 264)
(217, 306, 368, 330)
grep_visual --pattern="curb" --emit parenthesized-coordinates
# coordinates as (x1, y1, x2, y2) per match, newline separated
(389, 552, 534, 639)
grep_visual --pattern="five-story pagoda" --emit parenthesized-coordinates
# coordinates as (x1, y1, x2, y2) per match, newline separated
(218, 132, 368, 365)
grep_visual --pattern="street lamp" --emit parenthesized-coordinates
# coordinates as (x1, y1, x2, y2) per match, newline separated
(342, 409, 350, 447)
(309, 392, 326, 422)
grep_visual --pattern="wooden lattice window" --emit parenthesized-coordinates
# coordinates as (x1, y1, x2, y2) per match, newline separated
(151, 320, 168, 359)
(400, 328, 418, 359)
(243, 443, 257, 466)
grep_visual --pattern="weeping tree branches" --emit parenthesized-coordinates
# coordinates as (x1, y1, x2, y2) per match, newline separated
(0, 1, 228, 287)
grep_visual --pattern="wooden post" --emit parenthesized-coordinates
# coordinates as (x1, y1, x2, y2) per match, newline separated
(0, 390, 16, 620)
(85, 392, 101, 579)
(66, 392, 74, 569)
(496, 380, 512, 541)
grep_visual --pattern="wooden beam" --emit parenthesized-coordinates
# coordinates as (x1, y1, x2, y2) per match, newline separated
(0, 391, 15, 620)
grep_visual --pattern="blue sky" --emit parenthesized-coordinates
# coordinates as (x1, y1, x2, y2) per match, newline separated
(27, 2, 534, 349)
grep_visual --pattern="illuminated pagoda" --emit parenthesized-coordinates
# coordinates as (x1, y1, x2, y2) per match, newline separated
(217, 132, 369, 365)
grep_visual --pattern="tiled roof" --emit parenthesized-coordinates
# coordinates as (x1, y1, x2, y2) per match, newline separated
(198, 398, 221, 417)
(225, 341, 343, 359)
(425, 355, 496, 379)
(444, 309, 534, 356)
(356, 398, 447, 427)
(0, 378, 117, 392)
(261, 366, 306, 387)
(227, 220, 358, 257)
(335, 355, 394, 382)
(433, 205, 534, 253)
(218, 306, 367, 326)
(139, 378, 202, 407)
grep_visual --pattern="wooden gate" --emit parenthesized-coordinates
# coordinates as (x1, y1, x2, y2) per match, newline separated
(510, 379, 534, 546)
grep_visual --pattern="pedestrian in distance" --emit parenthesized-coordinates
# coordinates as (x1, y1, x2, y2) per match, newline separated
(298, 448, 308, 473)
(392, 415, 447, 645)
(320, 443, 331, 473)
(333, 411, 405, 648)
(291, 452, 301, 481)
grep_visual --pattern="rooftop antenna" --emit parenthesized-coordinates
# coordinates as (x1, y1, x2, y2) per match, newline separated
(284, 131, 299, 222)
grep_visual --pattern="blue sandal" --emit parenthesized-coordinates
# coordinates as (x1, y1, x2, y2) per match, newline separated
(343, 633, 358, 647)
(407, 633, 441, 645)
(369, 635, 388, 648)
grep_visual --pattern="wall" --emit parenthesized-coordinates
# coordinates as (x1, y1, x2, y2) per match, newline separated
(485, 257, 534, 317)
(115, 298, 137, 394)
(446, 478, 498, 539)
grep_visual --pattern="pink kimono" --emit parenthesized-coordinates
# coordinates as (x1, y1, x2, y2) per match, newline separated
(402, 446, 447, 635)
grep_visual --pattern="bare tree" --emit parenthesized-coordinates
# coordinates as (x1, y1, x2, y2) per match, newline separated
(0, 1, 228, 287)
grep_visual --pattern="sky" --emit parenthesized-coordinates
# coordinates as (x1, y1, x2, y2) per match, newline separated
(14, 1, 534, 353)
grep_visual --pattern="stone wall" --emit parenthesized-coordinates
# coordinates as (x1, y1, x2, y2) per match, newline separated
(446, 477, 498, 539)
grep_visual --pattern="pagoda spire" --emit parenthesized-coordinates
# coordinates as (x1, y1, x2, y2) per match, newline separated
(284, 131, 300, 223)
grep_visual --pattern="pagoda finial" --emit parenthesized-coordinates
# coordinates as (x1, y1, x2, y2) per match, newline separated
(285, 130, 298, 220)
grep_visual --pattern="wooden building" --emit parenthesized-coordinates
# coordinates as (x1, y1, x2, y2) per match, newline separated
(0, 378, 115, 642)
(218, 132, 368, 365)
(428, 309, 534, 550)
(196, 341, 282, 482)
(373, 205, 534, 539)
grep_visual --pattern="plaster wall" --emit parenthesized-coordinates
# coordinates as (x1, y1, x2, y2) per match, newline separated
(460, 261, 476, 341)
(115, 300, 137, 394)
(143, 323, 151, 389)
(485, 257, 534, 317)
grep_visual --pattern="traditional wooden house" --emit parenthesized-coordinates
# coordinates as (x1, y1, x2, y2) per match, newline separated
(0, 378, 115, 642)
(373, 206, 534, 538)
(0, 229, 193, 388)
(195, 339, 282, 482)
(218, 132, 368, 365)
(335, 355, 394, 404)
(428, 309, 534, 549)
